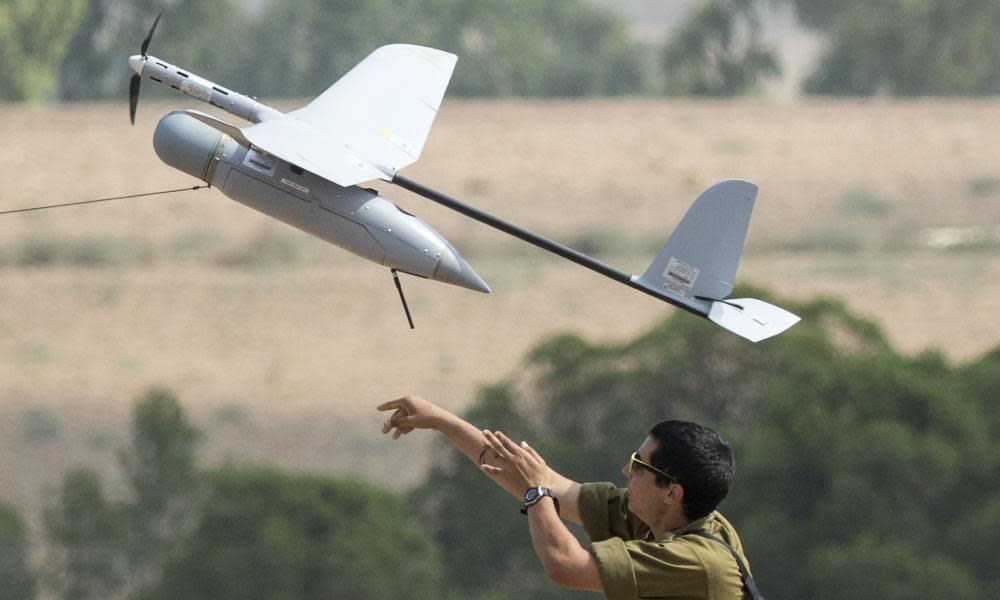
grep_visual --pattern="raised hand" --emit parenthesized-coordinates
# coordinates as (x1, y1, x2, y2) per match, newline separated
(480, 430, 553, 489)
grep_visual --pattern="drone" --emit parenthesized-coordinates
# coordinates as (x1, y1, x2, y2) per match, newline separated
(123, 14, 798, 340)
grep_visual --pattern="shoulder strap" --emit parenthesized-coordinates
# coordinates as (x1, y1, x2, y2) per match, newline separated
(687, 531, 766, 600)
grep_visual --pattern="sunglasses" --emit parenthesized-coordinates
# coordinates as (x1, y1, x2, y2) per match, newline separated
(627, 451, 677, 483)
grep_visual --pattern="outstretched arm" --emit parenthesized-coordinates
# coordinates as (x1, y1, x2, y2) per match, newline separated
(481, 431, 602, 593)
(378, 395, 583, 523)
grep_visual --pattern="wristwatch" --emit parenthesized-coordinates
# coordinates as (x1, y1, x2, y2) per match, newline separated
(521, 486, 560, 515)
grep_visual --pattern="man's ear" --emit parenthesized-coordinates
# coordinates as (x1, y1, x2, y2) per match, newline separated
(662, 483, 684, 507)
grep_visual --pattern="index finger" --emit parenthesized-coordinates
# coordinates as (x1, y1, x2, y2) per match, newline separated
(377, 399, 406, 412)
(495, 431, 528, 457)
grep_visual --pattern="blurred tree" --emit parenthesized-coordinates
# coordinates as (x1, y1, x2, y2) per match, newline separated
(661, 0, 780, 96)
(413, 289, 1000, 598)
(120, 386, 202, 588)
(56, 0, 116, 101)
(57, 0, 252, 102)
(17, 0, 656, 101)
(246, 0, 650, 98)
(421, 0, 649, 96)
(44, 386, 201, 599)
(245, 0, 417, 99)
(788, 0, 1000, 95)
(44, 470, 126, 600)
(0, 0, 86, 101)
(0, 502, 35, 600)
(136, 466, 447, 600)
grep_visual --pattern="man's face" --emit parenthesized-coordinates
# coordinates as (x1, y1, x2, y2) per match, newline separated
(622, 435, 665, 524)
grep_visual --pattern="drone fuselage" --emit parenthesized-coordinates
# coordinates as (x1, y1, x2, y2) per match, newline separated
(153, 111, 488, 292)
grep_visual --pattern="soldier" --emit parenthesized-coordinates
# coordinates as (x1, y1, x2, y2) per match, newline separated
(379, 395, 763, 599)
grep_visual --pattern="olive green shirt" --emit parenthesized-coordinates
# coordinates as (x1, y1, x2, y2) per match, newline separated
(578, 482, 749, 600)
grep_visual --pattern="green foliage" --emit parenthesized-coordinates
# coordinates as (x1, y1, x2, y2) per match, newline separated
(44, 469, 127, 600)
(45, 387, 201, 599)
(121, 387, 202, 581)
(216, 229, 303, 269)
(12, 0, 1000, 100)
(8, 0, 654, 101)
(566, 227, 658, 259)
(661, 0, 780, 96)
(967, 176, 1000, 199)
(0, 502, 36, 600)
(754, 231, 864, 254)
(415, 289, 1000, 598)
(20, 406, 63, 442)
(805, 537, 981, 600)
(43, 386, 448, 600)
(14, 236, 154, 268)
(0, 0, 86, 101)
(139, 465, 446, 600)
(243, 0, 650, 98)
(792, 0, 1000, 96)
(840, 187, 894, 217)
(10, 342, 53, 365)
(212, 403, 253, 428)
(57, 0, 251, 101)
(425, 0, 649, 97)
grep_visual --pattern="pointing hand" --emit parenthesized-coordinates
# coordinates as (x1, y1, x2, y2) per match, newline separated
(377, 395, 450, 440)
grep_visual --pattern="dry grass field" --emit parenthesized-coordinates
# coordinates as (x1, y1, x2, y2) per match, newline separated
(2, 98, 1000, 528)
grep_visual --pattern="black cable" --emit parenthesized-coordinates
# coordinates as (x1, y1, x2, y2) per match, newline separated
(0, 185, 206, 216)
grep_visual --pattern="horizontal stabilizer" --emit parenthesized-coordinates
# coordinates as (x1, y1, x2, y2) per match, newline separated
(242, 44, 457, 186)
(708, 298, 800, 342)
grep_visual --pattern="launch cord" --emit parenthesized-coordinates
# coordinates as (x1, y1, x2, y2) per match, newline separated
(0, 185, 207, 215)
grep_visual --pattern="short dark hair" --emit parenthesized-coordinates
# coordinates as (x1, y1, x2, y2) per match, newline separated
(647, 420, 734, 521)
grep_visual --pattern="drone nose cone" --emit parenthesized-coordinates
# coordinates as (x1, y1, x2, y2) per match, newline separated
(128, 55, 145, 76)
(434, 250, 491, 294)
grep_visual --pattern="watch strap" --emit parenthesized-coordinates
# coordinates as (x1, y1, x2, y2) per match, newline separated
(520, 487, 560, 515)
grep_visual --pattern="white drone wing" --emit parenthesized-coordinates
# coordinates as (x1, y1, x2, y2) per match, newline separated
(242, 44, 457, 186)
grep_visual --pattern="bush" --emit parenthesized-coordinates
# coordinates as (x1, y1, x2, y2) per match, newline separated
(138, 466, 446, 600)
(21, 406, 62, 442)
(840, 188, 894, 217)
(15, 236, 154, 268)
(216, 230, 302, 269)
(0, 502, 36, 600)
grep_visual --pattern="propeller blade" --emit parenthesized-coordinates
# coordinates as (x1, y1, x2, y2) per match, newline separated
(129, 73, 141, 125)
(131, 11, 162, 125)
(140, 10, 163, 57)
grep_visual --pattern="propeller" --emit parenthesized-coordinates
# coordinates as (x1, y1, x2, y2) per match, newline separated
(129, 10, 163, 125)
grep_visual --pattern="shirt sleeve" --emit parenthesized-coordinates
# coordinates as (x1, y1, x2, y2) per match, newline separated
(578, 482, 648, 542)
(590, 536, 639, 600)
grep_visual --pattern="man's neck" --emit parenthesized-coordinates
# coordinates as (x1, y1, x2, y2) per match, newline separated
(648, 512, 690, 539)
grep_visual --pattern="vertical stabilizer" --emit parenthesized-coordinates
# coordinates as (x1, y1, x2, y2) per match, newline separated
(634, 180, 756, 302)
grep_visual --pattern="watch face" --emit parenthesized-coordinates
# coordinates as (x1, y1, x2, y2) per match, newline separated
(524, 487, 541, 503)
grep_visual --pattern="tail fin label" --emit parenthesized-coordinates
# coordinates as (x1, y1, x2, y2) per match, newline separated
(663, 257, 700, 297)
